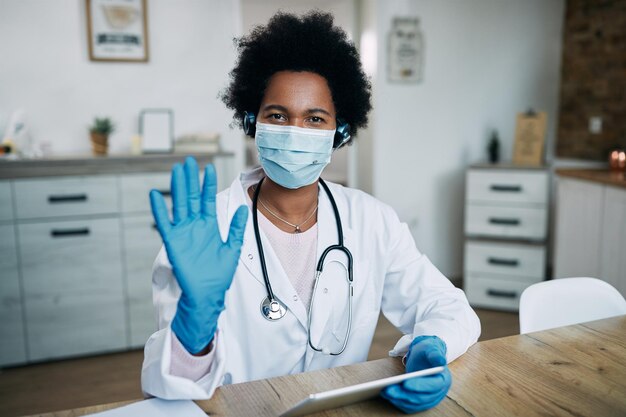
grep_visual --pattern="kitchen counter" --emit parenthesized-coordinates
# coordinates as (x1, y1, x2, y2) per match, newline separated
(0, 152, 233, 179)
(555, 168, 626, 189)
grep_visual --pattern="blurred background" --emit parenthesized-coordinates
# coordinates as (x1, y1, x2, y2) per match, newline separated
(0, 0, 624, 415)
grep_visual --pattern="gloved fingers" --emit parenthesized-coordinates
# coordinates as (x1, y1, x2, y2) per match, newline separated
(406, 337, 447, 372)
(381, 385, 446, 414)
(201, 164, 218, 218)
(171, 163, 188, 223)
(406, 347, 430, 372)
(381, 394, 440, 414)
(425, 349, 447, 367)
(184, 156, 201, 217)
(381, 384, 448, 414)
(402, 376, 450, 397)
(150, 189, 172, 237)
(227, 205, 248, 249)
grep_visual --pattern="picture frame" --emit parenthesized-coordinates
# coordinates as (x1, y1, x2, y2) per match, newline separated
(86, 0, 149, 62)
(140, 109, 174, 154)
(512, 110, 547, 166)
(388, 17, 424, 83)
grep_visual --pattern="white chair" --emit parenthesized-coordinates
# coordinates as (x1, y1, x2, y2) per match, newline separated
(519, 277, 626, 334)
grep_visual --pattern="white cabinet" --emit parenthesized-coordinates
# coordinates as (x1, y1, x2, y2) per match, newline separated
(0, 181, 14, 221)
(554, 177, 626, 297)
(601, 187, 626, 296)
(0, 224, 27, 366)
(122, 215, 162, 347)
(464, 166, 548, 311)
(553, 178, 603, 278)
(19, 218, 126, 361)
(120, 172, 171, 213)
(0, 154, 233, 366)
(120, 172, 173, 347)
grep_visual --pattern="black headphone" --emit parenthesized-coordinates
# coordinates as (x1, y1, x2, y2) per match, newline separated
(243, 111, 351, 149)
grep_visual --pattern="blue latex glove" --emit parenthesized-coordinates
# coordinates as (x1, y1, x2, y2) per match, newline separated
(381, 336, 452, 414)
(150, 156, 248, 354)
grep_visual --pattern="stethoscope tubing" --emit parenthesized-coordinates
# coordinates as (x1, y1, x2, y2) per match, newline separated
(252, 177, 277, 302)
(253, 176, 354, 355)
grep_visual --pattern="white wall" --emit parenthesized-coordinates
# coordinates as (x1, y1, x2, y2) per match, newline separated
(0, 0, 566, 278)
(367, 0, 565, 277)
(0, 0, 245, 175)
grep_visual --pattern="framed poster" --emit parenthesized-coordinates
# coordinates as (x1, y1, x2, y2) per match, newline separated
(512, 110, 547, 166)
(388, 17, 424, 83)
(140, 109, 174, 153)
(86, 0, 149, 62)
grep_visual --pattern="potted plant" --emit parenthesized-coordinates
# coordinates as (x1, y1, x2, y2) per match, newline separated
(89, 117, 115, 156)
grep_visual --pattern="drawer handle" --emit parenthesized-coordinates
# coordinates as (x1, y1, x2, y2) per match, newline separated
(487, 257, 519, 267)
(490, 184, 522, 192)
(48, 194, 88, 203)
(486, 289, 517, 299)
(50, 228, 90, 237)
(488, 217, 520, 226)
(156, 189, 171, 197)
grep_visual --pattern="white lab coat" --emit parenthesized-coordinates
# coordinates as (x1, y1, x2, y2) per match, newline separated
(141, 168, 481, 399)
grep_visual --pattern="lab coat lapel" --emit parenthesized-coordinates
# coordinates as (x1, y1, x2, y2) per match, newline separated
(226, 171, 265, 290)
(226, 171, 308, 330)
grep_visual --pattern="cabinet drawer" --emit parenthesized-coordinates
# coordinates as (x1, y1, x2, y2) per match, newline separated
(465, 204, 547, 239)
(0, 181, 14, 221)
(14, 176, 118, 219)
(18, 218, 124, 296)
(465, 274, 542, 312)
(465, 241, 545, 280)
(466, 170, 548, 205)
(120, 172, 171, 213)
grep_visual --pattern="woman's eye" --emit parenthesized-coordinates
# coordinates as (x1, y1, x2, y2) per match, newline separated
(267, 113, 286, 122)
(308, 116, 324, 124)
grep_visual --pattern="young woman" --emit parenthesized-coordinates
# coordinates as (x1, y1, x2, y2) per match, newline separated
(142, 11, 480, 413)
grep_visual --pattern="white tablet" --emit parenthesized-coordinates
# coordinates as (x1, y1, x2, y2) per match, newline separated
(279, 365, 445, 417)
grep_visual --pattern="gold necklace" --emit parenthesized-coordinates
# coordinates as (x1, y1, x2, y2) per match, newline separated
(252, 185, 318, 233)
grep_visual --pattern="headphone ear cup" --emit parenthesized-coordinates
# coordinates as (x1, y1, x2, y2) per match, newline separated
(334, 119, 351, 149)
(243, 111, 256, 138)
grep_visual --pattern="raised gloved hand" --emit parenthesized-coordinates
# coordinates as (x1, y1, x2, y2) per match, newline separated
(150, 156, 248, 354)
(381, 335, 452, 414)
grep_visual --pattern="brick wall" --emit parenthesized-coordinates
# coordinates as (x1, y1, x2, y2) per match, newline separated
(556, 0, 626, 160)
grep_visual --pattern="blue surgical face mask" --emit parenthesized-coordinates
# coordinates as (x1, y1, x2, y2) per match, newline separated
(255, 122, 335, 189)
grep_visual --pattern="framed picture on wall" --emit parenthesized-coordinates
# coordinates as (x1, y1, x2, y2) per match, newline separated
(86, 0, 149, 62)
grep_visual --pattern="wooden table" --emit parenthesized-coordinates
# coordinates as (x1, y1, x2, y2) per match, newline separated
(27, 315, 626, 417)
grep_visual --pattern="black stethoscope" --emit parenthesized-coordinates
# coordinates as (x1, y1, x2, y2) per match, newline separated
(252, 177, 354, 355)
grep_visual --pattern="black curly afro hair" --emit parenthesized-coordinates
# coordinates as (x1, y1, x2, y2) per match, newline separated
(221, 10, 372, 142)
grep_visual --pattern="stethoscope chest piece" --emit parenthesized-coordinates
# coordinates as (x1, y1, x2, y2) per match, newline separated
(260, 296, 287, 321)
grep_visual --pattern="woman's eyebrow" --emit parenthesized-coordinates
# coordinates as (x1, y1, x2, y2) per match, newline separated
(261, 104, 289, 113)
(261, 104, 332, 117)
(304, 108, 332, 116)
